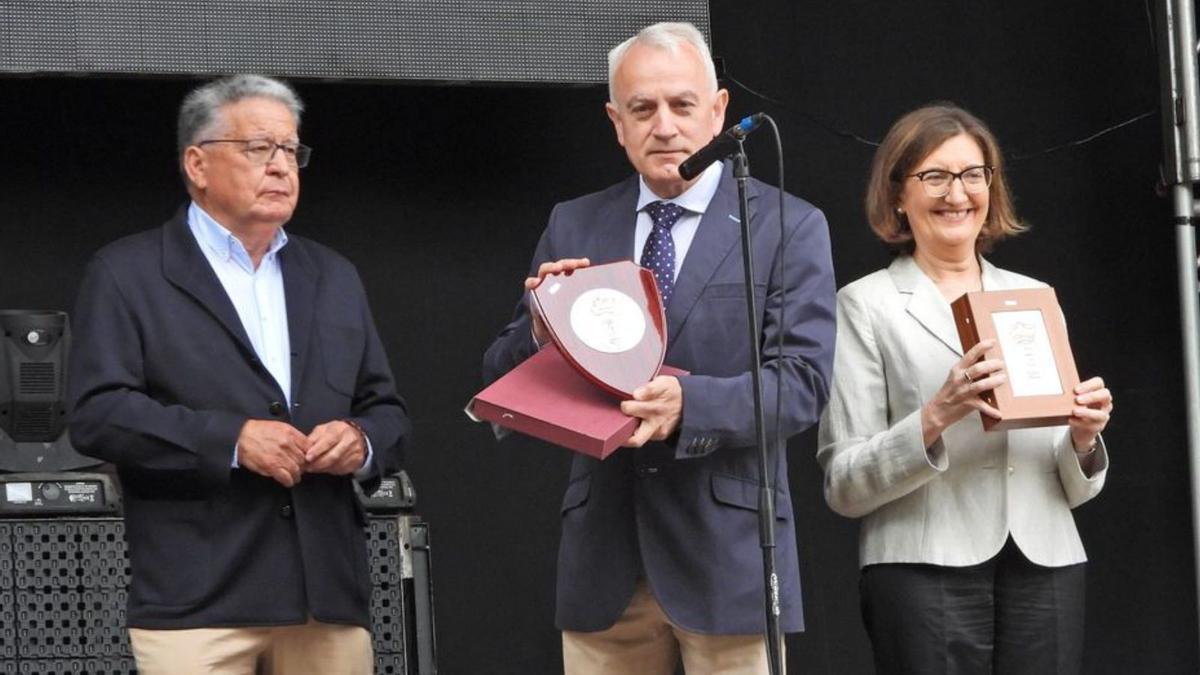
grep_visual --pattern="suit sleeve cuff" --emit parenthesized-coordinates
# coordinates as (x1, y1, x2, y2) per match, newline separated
(1058, 430, 1108, 480)
(353, 436, 375, 480)
(200, 411, 245, 489)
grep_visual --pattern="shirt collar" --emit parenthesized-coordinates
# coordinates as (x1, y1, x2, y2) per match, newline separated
(635, 161, 723, 215)
(187, 201, 289, 271)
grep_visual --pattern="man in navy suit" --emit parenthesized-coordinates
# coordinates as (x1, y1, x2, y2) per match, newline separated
(68, 74, 409, 675)
(482, 22, 836, 674)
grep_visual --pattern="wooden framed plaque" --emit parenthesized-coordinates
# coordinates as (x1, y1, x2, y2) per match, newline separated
(951, 287, 1080, 431)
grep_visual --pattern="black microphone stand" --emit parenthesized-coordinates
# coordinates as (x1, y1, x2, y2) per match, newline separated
(731, 141, 784, 675)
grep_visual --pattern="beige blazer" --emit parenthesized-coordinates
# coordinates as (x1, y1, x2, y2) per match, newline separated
(817, 255, 1108, 568)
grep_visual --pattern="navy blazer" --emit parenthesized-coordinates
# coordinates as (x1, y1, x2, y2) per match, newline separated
(482, 166, 836, 634)
(68, 208, 410, 629)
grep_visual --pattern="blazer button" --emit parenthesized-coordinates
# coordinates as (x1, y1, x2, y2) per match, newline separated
(269, 401, 286, 417)
(280, 504, 294, 519)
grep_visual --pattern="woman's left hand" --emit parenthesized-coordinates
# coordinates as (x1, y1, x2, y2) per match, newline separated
(1069, 376, 1113, 451)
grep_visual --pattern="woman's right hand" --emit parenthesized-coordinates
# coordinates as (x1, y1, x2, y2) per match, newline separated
(920, 339, 1006, 448)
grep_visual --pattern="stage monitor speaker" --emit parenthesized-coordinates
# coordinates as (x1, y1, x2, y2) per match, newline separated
(0, 311, 99, 474)
(0, 473, 121, 516)
(0, 514, 435, 673)
(356, 469, 417, 513)
(0, 1, 710, 84)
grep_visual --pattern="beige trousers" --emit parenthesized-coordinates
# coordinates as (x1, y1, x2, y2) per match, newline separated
(128, 616, 373, 675)
(562, 581, 784, 675)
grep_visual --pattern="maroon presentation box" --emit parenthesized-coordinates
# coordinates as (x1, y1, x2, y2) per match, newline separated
(470, 344, 687, 459)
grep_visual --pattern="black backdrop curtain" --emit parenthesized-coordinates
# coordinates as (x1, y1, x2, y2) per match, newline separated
(0, 1, 1187, 672)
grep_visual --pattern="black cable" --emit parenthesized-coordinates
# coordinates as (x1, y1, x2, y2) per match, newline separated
(725, 73, 1157, 160)
(767, 112, 788, 672)
(1009, 109, 1158, 161)
(1145, 0, 1159, 62)
(755, 113, 842, 674)
(725, 74, 880, 147)
(762, 114, 786, 498)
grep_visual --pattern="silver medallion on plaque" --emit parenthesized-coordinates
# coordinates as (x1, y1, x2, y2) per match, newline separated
(569, 288, 646, 354)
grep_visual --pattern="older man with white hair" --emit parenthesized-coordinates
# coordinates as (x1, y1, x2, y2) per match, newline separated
(69, 74, 410, 675)
(483, 22, 836, 674)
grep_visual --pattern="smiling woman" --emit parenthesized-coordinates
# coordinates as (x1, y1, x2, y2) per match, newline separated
(865, 104, 1026, 260)
(816, 103, 1115, 675)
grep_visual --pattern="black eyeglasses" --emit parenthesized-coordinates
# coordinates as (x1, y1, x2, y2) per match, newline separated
(905, 165, 994, 198)
(196, 139, 312, 168)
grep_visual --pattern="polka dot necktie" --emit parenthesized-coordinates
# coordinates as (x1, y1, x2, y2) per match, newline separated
(641, 201, 686, 306)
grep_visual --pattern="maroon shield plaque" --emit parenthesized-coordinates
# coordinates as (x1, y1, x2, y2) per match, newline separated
(531, 261, 667, 399)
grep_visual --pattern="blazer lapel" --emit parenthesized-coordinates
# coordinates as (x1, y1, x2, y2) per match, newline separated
(979, 257, 1008, 291)
(160, 209, 257, 359)
(889, 255, 964, 357)
(279, 238, 317, 404)
(665, 167, 744, 349)
(591, 176, 639, 265)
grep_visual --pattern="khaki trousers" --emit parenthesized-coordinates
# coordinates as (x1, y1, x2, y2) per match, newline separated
(128, 616, 373, 675)
(562, 581, 783, 675)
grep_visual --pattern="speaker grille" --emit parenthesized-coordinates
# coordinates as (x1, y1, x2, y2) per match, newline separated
(18, 363, 55, 396)
(0, 1, 712, 83)
(12, 404, 54, 440)
(0, 516, 431, 672)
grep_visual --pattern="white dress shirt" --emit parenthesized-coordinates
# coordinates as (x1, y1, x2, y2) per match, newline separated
(633, 161, 724, 276)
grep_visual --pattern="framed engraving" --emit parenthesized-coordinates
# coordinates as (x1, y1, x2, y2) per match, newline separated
(990, 309, 1064, 398)
(951, 287, 1080, 431)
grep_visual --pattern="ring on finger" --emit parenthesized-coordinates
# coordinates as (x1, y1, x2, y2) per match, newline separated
(962, 369, 974, 383)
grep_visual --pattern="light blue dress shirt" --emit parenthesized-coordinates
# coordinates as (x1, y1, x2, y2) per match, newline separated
(188, 202, 292, 403)
(187, 202, 372, 475)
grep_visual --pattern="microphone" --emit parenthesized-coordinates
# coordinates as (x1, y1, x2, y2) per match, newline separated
(677, 113, 765, 181)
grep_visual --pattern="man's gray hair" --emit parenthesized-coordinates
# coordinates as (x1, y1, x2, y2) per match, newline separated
(176, 74, 304, 158)
(607, 22, 717, 103)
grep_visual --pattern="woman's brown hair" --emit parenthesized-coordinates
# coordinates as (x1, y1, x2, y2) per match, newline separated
(865, 103, 1026, 254)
